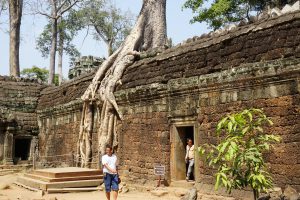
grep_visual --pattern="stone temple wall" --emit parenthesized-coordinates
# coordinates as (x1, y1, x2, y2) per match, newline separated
(115, 58, 300, 192)
(33, 10, 300, 193)
(0, 76, 45, 164)
(36, 72, 96, 167)
(112, 11, 300, 190)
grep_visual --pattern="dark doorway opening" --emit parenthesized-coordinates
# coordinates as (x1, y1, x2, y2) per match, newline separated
(174, 126, 194, 180)
(14, 138, 31, 160)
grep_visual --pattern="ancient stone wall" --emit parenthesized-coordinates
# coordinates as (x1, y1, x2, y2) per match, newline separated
(37, 72, 98, 167)
(114, 58, 300, 191)
(68, 56, 103, 80)
(119, 12, 300, 90)
(35, 11, 300, 192)
(114, 12, 300, 190)
(0, 76, 45, 133)
(0, 76, 45, 164)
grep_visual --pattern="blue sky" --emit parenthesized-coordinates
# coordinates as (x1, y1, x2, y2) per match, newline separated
(0, 0, 209, 78)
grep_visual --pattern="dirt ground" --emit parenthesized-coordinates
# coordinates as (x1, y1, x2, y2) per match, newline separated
(0, 174, 180, 200)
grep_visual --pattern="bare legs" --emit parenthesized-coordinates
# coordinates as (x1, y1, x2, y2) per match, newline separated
(105, 190, 118, 200)
(105, 192, 110, 200)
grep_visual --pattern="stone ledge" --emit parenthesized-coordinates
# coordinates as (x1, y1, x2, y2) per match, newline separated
(37, 99, 83, 117)
(125, 11, 300, 73)
(115, 58, 300, 103)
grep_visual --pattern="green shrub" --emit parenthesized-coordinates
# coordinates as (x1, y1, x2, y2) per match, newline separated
(199, 108, 281, 200)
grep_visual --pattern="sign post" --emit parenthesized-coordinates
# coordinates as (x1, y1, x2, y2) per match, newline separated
(154, 165, 165, 187)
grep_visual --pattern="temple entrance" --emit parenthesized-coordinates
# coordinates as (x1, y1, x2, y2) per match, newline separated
(171, 125, 195, 181)
(14, 138, 31, 161)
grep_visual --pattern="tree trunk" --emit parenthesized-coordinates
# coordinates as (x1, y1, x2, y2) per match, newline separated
(9, 0, 23, 77)
(253, 189, 258, 200)
(107, 39, 113, 57)
(58, 18, 64, 85)
(77, 0, 167, 168)
(48, 17, 57, 85)
(138, 0, 167, 50)
(58, 47, 63, 85)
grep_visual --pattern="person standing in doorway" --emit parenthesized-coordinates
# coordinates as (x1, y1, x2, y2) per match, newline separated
(102, 145, 119, 200)
(185, 138, 194, 181)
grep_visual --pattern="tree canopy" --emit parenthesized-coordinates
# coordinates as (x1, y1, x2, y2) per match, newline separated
(21, 66, 59, 85)
(36, 12, 81, 62)
(183, 0, 298, 29)
(76, 0, 134, 56)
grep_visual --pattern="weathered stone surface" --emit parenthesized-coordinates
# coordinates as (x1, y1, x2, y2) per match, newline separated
(68, 56, 103, 80)
(180, 188, 197, 200)
(258, 194, 271, 200)
(0, 77, 45, 164)
(174, 188, 188, 197)
(266, 187, 283, 200)
(150, 189, 168, 197)
(198, 195, 235, 200)
(119, 11, 300, 90)
(284, 185, 300, 200)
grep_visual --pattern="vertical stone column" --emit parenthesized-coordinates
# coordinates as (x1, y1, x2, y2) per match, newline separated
(28, 136, 38, 161)
(0, 133, 4, 162)
(3, 131, 14, 165)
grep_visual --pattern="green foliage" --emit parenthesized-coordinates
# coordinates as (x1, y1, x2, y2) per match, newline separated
(76, 0, 134, 55)
(0, 0, 7, 15)
(198, 108, 281, 200)
(21, 66, 49, 82)
(183, 0, 298, 29)
(0, 0, 8, 24)
(36, 10, 81, 61)
(21, 66, 59, 86)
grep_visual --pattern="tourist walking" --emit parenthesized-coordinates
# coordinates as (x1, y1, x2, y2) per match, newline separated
(185, 138, 194, 181)
(102, 145, 119, 200)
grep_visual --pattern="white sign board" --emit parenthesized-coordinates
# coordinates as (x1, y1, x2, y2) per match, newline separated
(154, 165, 165, 176)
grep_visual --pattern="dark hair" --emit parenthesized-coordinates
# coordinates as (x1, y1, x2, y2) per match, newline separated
(187, 138, 193, 142)
(106, 145, 112, 150)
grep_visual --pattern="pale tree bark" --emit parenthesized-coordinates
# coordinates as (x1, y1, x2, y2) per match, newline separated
(48, 15, 58, 84)
(9, 0, 23, 77)
(94, 26, 113, 56)
(77, 0, 167, 168)
(36, 0, 79, 84)
(107, 39, 113, 56)
(58, 17, 64, 85)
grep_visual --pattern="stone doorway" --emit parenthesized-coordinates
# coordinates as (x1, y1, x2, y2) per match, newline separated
(170, 124, 195, 181)
(14, 138, 31, 161)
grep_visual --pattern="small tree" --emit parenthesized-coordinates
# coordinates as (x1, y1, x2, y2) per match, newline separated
(183, 0, 298, 30)
(31, 0, 80, 84)
(77, 0, 134, 56)
(198, 108, 281, 200)
(21, 66, 60, 85)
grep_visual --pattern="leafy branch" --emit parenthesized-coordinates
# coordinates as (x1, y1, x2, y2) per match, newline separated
(199, 108, 281, 200)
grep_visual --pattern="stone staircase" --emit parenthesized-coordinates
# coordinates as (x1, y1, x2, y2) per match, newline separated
(15, 167, 103, 193)
(0, 164, 32, 176)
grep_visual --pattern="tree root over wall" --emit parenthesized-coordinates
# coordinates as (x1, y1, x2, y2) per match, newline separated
(76, 0, 167, 168)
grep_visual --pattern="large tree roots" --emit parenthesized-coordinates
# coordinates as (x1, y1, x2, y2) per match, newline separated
(76, 0, 167, 168)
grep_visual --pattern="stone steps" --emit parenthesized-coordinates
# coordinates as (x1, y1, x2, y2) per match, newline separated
(0, 164, 32, 171)
(47, 187, 102, 193)
(24, 173, 103, 182)
(31, 167, 102, 178)
(0, 169, 17, 176)
(14, 167, 103, 192)
(16, 176, 102, 191)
